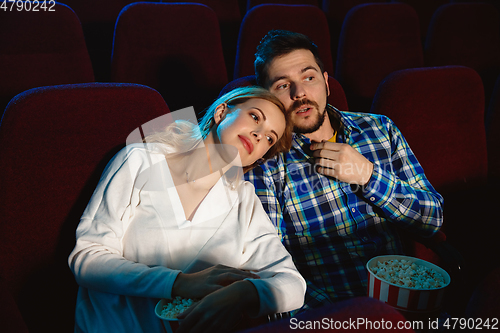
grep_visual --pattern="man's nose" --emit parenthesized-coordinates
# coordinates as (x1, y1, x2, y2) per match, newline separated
(291, 83, 306, 100)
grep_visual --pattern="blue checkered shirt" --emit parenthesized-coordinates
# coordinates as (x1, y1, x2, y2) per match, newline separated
(245, 106, 443, 310)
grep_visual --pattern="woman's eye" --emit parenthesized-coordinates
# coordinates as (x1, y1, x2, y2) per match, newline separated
(250, 113, 259, 122)
(266, 136, 275, 145)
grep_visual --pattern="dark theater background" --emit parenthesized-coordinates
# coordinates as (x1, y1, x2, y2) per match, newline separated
(1, 1, 499, 332)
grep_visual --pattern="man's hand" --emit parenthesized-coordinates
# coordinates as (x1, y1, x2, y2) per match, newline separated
(176, 280, 260, 333)
(310, 141, 374, 185)
(172, 264, 260, 300)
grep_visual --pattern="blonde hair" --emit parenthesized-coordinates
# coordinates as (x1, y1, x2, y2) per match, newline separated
(144, 86, 292, 171)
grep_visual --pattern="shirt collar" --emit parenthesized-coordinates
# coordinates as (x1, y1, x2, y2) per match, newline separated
(292, 104, 361, 150)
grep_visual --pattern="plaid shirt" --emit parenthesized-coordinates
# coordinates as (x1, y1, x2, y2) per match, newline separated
(245, 105, 443, 310)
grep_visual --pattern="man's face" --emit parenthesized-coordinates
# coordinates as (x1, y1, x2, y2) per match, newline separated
(264, 49, 330, 134)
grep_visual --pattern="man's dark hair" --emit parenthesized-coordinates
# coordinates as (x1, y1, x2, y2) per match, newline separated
(254, 30, 325, 87)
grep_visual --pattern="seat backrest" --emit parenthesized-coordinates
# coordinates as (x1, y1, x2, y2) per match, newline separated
(389, 0, 450, 42)
(247, 0, 320, 11)
(0, 83, 170, 332)
(371, 66, 487, 193)
(335, 3, 423, 113)
(0, 2, 94, 114)
(424, 3, 500, 102)
(160, 0, 242, 79)
(59, 0, 138, 81)
(111, 2, 228, 115)
(219, 75, 349, 111)
(234, 4, 333, 79)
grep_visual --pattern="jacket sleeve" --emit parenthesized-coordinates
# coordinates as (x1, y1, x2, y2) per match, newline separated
(237, 183, 306, 317)
(68, 146, 180, 299)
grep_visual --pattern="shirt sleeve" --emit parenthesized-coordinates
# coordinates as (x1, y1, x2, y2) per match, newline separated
(360, 117, 444, 237)
(68, 146, 181, 300)
(236, 182, 306, 317)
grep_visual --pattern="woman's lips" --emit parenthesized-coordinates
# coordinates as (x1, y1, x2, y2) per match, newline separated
(238, 135, 253, 154)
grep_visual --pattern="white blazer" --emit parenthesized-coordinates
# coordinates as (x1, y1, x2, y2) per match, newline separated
(68, 144, 305, 333)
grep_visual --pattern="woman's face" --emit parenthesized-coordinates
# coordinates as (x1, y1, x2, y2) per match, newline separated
(214, 98, 286, 167)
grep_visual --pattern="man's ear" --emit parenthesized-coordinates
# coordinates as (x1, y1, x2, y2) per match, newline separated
(214, 103, 227, 125)
(323, 71, 330, 97)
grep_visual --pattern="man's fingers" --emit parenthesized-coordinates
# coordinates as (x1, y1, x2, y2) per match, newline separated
(310, 141, 342, 151)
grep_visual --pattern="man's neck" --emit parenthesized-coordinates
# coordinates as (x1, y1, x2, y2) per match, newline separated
(304, 111, 336, 143)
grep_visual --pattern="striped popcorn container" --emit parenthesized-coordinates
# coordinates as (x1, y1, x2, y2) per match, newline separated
(366, 255, 450, 312)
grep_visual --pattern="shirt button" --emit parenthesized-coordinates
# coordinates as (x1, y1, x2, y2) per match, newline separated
(370, 197, 375, 202)
(351, 208, 356, 213)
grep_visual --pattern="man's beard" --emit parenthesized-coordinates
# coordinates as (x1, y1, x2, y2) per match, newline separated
(288, 99, 327, 134)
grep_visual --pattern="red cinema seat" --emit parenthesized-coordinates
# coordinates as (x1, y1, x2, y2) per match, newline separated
(371, 66, 490, 314)
(161, 0, 242, 79)
(0, 83, 170, 332)
(389, 0, 450, 43)
(246, 0, 320, 12)
(234, 4, 333, 79)
(112, 2, 228, 115)
(0, 2, 94, 115)
(59, 0, 140, 81)
(425, 3, 500, 104)
(335, 3, 423, 112)
(371, 66, 487, 193)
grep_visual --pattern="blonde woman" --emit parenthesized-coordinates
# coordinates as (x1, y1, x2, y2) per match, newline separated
(68, 87, 305, 333)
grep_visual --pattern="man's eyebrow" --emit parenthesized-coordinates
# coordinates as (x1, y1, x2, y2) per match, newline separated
(301, 65, 319, 74)
(268, 66, 320, 86)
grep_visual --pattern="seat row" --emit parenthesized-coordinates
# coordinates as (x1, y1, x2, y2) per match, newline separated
(1, 1, 499, 115)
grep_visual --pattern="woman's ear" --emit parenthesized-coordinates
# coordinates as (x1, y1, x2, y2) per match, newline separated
(214, 103, 227, 125)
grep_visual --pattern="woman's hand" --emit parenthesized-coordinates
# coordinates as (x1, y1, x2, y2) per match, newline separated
(176, 280, 260, 333)
(172, 264, 260, 300)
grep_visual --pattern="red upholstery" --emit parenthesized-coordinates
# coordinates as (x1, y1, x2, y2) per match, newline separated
(371, 66, 487, 193)
(370, 66, 490, 314)
(241, 297, 415, 332)
(219, 75, 349, 111)
(247, 0, 320, 12)
(111, 2, 228, 114)
(0, 83, 170, 332)
(335, 3, 423, 112)
(321, 0, 386, 64)
(0, 2, 94, 115)
(389, 0, 450, 42)
(486, 74, 500, 185)
(59, 0, 139, 81)
(234, 4, 333, 79)
(424, 3, 500, 103)
(161, 0, 242, 79)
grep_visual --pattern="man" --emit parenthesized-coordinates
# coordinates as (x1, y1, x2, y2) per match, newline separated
(245, 30, 444, 310)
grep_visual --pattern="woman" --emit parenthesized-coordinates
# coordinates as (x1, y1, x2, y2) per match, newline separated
(68, 87, 305, 333)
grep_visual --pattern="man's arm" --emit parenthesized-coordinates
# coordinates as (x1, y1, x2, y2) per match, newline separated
(311, 116, 443, 237)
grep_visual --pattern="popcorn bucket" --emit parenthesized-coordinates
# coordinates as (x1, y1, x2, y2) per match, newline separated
(366, 255, 450, 313)
(155, 298, 182, 333)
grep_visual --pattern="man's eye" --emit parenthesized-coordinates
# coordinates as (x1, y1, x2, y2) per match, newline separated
(277, 83, 289, 90)
(305, 76, 314, 81)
